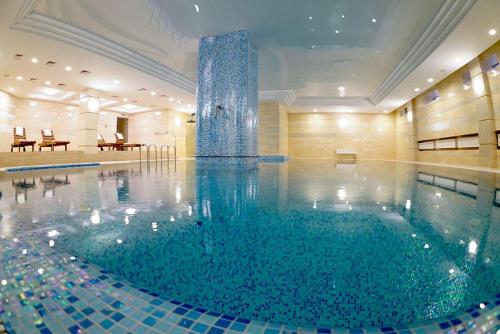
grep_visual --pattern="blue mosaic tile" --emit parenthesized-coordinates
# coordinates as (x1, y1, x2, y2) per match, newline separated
(196, 30, 258, 157)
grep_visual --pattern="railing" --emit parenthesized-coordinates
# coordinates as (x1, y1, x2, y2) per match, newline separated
(146, 144, 157, 167)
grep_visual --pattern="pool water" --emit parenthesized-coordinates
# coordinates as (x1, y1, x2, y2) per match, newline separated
(0, 160, 498, 330)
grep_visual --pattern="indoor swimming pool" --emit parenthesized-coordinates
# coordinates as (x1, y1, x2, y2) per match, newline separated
(0, 160, 498, 333)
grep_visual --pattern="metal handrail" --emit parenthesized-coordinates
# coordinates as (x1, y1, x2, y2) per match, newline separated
(146, 144, 157, 165)
(160, 144, 169, 161)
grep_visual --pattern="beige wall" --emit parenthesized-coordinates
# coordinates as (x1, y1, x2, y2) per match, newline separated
(259, 102, 288, 156)
(288, 112, 395, 159)
(393, 39, 500, 168)
(128, 109, 190, 158)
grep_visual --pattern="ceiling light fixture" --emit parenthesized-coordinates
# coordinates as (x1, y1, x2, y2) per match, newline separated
(123, 97, 128, 102)
(42, 87, 59, 95)
(194, 4, 200, 12)
(31, 58, 39, 63)
(29, 101, 37, 107)
(448, 92, 455, 97)
(383, 110, 388, 113)
(113, 79, 120, 84)
(16, 76, 23, 81)
(150, 91, 156, 96)
(488, 28, 497, 36)
(371, 17, 377, 23)
(67, 106, 75, 111)
(313, 108, 318, 112)
(64, 66, 72, 72)
(308, 16, 313, 20)
(414, 88, 421, 92)
(45, 80, 51, 85)
(169, 97, 174, 102)
(341, 14, 345, 18)
(338, 86, 345, 91)
(8, 88, 15, 92)
(427, 78, 434, 83)
(335, 30, 340, 34)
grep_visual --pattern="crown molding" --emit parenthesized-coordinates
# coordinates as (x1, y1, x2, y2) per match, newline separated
(294, 96, 372, 107)
(369, 0, 477, 105)
(11, 11, 197, 94)
(259, 90, 296, 105)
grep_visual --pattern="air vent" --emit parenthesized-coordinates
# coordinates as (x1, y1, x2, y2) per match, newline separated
(483, 54, 499, 71)
(14, 54, 23, 60)
(30, 78, 37, 81)
(462, 71, 472, 89)
(80, 70, 91, 75)
(159, 94, 167, 98)
(425, 89, 440, 103)
(3, 74, 10, 78)
(138, 88, 147, 91)
(111, 95, 119, 98)
(131, 100, 138, 103)
(58, 83, 66, 87)
(46, 61, 56, 67)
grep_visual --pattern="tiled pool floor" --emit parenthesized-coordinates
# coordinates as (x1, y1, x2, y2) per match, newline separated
(0, 231, 498, 334)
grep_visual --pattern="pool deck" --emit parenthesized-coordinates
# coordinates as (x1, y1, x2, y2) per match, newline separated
(0, 230, 498, 334)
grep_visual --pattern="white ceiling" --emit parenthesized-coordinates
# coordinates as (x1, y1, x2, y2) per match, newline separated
(1, 0, 500, 114)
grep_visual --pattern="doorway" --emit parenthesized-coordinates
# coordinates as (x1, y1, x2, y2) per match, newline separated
(116, 117, 128, 142)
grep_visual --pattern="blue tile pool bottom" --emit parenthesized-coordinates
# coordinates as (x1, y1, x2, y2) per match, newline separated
(0, 233, 498, 334)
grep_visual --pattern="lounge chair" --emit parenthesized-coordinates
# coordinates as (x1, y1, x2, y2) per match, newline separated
(115, 133, 143, 151)
(98, 134, 116, 151)
(38, 129, 70, 151)
(11, 127, 36, 152)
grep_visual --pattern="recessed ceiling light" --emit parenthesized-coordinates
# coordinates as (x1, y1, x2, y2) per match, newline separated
(64, 66, 72, 72)
(31, 58, 39, 64)
(177, 100, 182, 104)
(8, 87, 14, 92)
(427, 78, 434, 83)
(150, 91, 156, 96)
(169, 97, 174, 102)
(43, 87, 59, 95)
(414, 88, 421, 92)
(194, 4, 199, 12)
(335, 30, 340, 34)
(308, 16, 313, 20)
(155, 111, 162, 116)
(313, 108, 318, 112)
(448, 92, 455, 97)
(113, 79, 120, 84)
(371, 17, 377, 23)
(16, 76, 23, 81)
(45, 81, 51, 85)
(67, 106, 75, 111)
(488, 28, 497, 36)
(123, 97, 128, 102)
(341, 14, 345, 18)
(383, 110, 388, 113)
(29, 101, 37, 106)
(338, 86, 345, 91)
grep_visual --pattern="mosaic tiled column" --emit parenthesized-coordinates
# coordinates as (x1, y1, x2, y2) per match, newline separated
(78, 89, 100, 154)
(196, 30, 258, 157)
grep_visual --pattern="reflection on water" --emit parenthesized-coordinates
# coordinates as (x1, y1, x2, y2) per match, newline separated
(0, 160, 498, 329)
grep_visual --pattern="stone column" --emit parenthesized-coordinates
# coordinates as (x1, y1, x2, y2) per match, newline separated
(407, 101, 419, 161)
(78, 89, 100, 154)
(469, 58, 496, 168)
(196, 30, 258, 157)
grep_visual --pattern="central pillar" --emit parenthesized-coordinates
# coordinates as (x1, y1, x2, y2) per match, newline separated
(196, 30, 258, 157)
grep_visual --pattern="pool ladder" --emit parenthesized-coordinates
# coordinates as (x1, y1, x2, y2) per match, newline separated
(144, 144, 176, 166)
